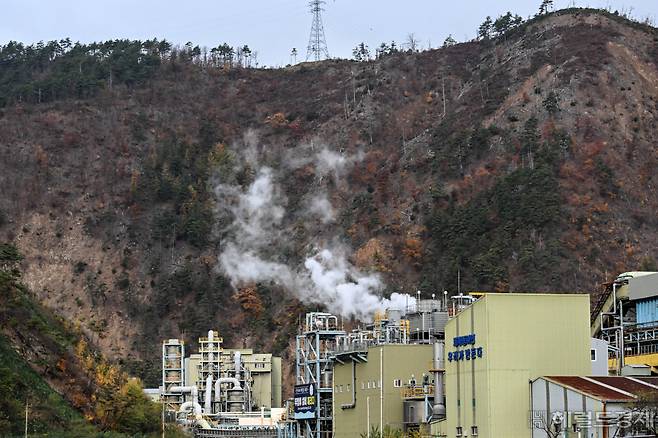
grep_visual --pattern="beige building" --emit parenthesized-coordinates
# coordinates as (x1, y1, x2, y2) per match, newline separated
(434, 293, 592, 438)
(184, 348, 282, 409)
(332, 344, 434, 438)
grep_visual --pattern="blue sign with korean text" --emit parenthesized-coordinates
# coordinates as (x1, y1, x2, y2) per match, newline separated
(448, 333, 484, 362)
(294, 384, 317, 420)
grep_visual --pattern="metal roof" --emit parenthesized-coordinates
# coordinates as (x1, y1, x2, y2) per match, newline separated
(542, 376, 647, 402)
(636, 377, 658, 386)
(588, 376, 658, 395)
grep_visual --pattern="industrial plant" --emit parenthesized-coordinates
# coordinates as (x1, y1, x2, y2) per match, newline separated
(154, 330, 291, 437)
(147, 271, 658, 438)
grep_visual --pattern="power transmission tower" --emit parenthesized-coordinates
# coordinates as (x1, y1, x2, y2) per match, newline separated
(305, 0, 330, 62)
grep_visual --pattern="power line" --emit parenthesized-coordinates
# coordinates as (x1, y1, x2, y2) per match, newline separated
(305, 0, 330, 62)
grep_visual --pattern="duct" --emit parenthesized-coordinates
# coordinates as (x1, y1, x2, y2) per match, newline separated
(170, 385, 198, 398)
(179, 401, 202, 416)
(204, 375, 213, 414)
(341, 360, 356, 410)
(234, 351, 242, 380)
(433, 341, 446, 419)
(214, 377, 242, 401)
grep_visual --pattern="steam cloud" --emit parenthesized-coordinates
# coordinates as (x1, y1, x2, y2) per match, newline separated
(214, 134, 414, 320)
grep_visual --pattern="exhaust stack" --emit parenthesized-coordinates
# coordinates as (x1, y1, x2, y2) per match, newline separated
(433, 341, 446, 419)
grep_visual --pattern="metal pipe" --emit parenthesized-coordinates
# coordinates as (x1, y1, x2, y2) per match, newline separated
(234, 351, 242, 380)
(380, 347, 383, 435)
(179, 401, 202, 416)
(204, 375, 213, 414)
(214, 377, 242, 401)
(170, 385, 199, 401)
(620, 300, 625, 373)
(433, 341, 446, 419)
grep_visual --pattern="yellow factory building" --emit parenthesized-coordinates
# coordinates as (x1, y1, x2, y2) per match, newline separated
(433, 293, 592, 438)
(332, 344, 434, 438)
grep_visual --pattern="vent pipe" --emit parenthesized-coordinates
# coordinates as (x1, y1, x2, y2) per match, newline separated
(204, 375, 213, 414)
(433, 341, 446, 419)
(234, 351, 242, 380)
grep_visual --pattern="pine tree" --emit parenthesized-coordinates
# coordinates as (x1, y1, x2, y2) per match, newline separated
(478, 16, 493, 40)
(352, 43, 371, 62)
(543, 91, 560, 115)
(539, 0, 554, 15)
(443, 35, 457, 48)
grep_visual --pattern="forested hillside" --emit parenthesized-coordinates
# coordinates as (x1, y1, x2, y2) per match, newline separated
(1, 7, 657, 398)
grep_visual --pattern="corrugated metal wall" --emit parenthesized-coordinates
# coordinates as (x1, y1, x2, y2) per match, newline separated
(636, 297, 658, 324)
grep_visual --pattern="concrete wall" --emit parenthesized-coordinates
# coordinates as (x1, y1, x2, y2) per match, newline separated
(444, 294, 591, 438)
(333, 344, 433, 438)
(590, 338, 609, 376)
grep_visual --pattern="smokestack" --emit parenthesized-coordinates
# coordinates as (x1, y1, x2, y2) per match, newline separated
(433, 341, 446, 419)
(234, 351, 242, 380)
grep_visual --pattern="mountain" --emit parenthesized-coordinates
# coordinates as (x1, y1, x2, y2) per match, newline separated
(0, 244, 163, 436)
(1, 8, 657, 394)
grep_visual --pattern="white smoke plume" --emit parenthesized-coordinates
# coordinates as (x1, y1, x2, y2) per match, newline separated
(214, 136, 412, 320)
(306, 194, 335, 224)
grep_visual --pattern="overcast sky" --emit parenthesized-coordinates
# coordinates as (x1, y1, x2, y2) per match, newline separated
(2, 0, 657, 66)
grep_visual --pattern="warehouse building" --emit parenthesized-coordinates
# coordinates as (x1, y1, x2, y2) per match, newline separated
(433, 293, 592, 438)
(530, 375, 658, 438)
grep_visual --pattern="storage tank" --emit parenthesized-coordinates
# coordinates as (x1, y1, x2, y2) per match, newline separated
(431, 311, 449, 334)
(403, 400, 427, 425)
(227, 389, 244, 412)
(387, 309, 402, 323)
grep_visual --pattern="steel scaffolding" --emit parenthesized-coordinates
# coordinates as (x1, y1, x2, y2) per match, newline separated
(295, 313, 345, 438)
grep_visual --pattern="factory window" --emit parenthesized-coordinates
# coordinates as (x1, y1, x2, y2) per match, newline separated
(377, 380, 381, 388)
(361, 382, 365, 390)
(346, 384, 351, 392)
(339, 385, 343, 393)
(367, 381, 371, 389)
(393, 379, 401, 388)
(591, 349, 597, 361)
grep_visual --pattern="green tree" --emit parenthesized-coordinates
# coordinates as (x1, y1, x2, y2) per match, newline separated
(443, 34, 458, 48)
(352, 42, 371, 62)
(95, 379, 160, 434)
(241, 45, 252, 67)
(543, 91, 560, 115)
(0, 243, 22, 265)
(478, 16, 493, 40)
(376, 42, 390, 58)
(521, 117, 540, 166)
(538, 0, 554, 15)
(493, 12, 514, 37)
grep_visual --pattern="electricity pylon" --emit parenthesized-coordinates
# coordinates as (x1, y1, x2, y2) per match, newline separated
(305, 0, 330, 62)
